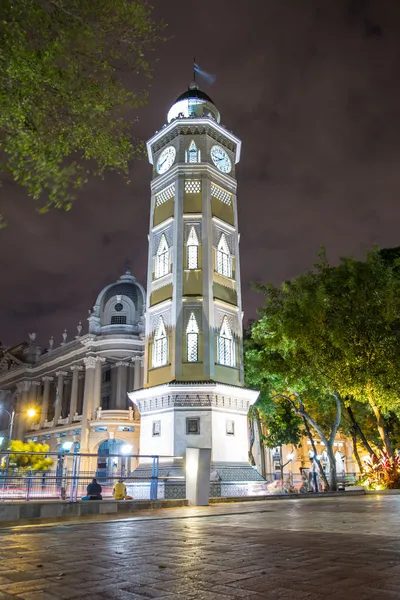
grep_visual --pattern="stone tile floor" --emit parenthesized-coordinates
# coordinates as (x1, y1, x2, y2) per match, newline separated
(0, 495, 400, 599)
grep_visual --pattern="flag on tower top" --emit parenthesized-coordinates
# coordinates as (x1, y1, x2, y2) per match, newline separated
(193, 62, 216, 85)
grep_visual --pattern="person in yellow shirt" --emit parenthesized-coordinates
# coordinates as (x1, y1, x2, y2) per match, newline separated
(112, 479, 127, 500)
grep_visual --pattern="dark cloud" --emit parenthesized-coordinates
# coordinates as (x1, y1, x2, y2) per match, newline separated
(1, 0, 400, 345)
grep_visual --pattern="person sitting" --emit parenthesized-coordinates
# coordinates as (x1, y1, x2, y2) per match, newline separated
(86, 478, 102, 500)
(112, 479, 127, 500)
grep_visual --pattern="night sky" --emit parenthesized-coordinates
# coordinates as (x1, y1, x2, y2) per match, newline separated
(1, 0, 400, 348)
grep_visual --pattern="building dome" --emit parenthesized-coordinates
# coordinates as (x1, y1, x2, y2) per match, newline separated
(167, 83, 220, 124)
(88, 270, 146, 336)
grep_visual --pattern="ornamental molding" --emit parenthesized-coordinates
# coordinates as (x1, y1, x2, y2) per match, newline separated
(17, 381, 30, 393)
(30, 380, 41, 386)
(115, 361, 130, 368)
(42, 376, 54, 382)
(83, 356, 97, 370)
(133, 393, 251, 415)
(70, 365, 84, 372)
(55, 371, 68, 377)
(95, 357, 106, 364)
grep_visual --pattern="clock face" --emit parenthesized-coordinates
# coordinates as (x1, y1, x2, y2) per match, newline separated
(210, 145, 232, 173)
(156, 146, 176, 174)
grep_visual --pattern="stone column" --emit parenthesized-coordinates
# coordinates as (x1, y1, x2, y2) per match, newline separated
(140, 356, 144, 389)
(54, 371, 67, 424)
(133, 357, 141, 391)
(40, 376, 53, 427)
(15, 381, 31, 440)
(110, 365, 117, 408)
(128, 363, 135, 393)
(115, 361, 129, 409)
(80, 356, 96, 452)
(69, 366, 83, 424)
(29, 380, 41, 405)
(93, 357, 105, 418)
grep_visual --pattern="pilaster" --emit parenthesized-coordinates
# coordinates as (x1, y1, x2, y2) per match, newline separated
(69, 366, 83, 424)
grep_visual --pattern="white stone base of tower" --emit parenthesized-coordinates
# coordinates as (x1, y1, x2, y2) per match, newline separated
(128, 382, 267, 499)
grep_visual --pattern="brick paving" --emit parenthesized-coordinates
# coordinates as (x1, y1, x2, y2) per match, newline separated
(0, 495, 400, 599)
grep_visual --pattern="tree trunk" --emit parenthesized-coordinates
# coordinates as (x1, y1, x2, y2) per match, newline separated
(327, 443, 338, 492)
(279, 446, 284, 489)
(351, 429, 364, 474)
(255, 415, 266, 478)
(248, 415, 256, 466)
(346, 405, 377, 458)
(302, 417, 330, 491)
(368, 394, 394, 457)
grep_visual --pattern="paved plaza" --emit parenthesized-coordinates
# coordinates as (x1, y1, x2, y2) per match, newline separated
(0, 495, 400, 599)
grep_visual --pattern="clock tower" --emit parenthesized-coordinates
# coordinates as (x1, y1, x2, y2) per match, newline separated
(129, 84, 264, 497)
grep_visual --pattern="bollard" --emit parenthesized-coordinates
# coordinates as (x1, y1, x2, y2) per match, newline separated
(185, 448, 211, 506)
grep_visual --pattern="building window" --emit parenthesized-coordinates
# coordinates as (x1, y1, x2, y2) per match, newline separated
(155, 234, 169, 279)
(152, 420, 161, 437)
(186, 140, 200, 163)
(114, 303, 123, 312)
(153, 317, 168, 368)
(155, 183, 175, 206)
(218, 316, 235, 367)
(186, 417, 200, 435)
(226, 420, 235, 436)
(216, 233, 232, 278)
(211, 182, 232, 205)
(102, 396, 110, 410)
(111, 315, 127, 325)
(184, 179, 201, 194)
(187, 226, 199, 269)
(186, 312, 199, 362)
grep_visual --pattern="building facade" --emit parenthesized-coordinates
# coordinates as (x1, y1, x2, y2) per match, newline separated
(0, 270, 145, 475)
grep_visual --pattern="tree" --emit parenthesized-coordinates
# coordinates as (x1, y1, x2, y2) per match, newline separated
(258, 396, 303, 486)
(2, 440, 53, 471)
(0, 0, 165, 219)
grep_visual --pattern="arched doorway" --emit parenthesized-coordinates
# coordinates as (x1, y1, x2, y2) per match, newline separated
(96, 439, 132, 479)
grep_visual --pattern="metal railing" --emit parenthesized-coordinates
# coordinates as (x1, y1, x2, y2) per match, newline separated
(0, 451, 183, 502)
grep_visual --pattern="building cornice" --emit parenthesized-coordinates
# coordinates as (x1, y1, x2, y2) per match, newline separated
(147, 118, 242, 165)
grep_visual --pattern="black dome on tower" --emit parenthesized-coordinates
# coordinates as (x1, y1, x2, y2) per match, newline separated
(175, 87, 215, 106)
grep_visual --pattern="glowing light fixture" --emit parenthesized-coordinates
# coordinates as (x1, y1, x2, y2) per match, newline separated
(62, 441, 73, 451)
(27, 408, 36, 418)
(121, 444, 133, 455)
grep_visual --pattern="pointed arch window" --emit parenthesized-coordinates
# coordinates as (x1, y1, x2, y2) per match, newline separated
(186, 140, 200, 163)
(153, 317, 168, 368)
(186, 312, 199, 362)
(216, 233, 232, 278)
(155, 234, 169, 279)
(187, 226, 199, 269)
(218, 316, 235, 367)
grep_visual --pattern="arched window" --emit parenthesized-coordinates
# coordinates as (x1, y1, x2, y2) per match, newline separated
(218, 316, 235, 367)
(153, 317, 168, 368)
(187, 226, 199, 269)
(216, 233, 231, 278)
(155, 234, 169, 279)
(186, 312, 199, 362)
(186, 140, 200, 163)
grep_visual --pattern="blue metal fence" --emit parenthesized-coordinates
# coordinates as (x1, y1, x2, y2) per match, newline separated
(0, 451, 182, 502)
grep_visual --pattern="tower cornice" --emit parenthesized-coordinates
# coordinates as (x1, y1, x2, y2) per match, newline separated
(147, 118, 241, 165)
(150, 163, 238, 194)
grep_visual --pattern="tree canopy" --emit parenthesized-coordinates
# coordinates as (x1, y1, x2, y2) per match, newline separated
(0, 0, 165, 221)
(246, 249, 400, 466)
(2, 440, 53, 471)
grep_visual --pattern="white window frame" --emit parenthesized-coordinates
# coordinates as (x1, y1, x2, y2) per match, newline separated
(153, 317, 168, 368)
(187, 226, 199, 270)
(218, 316, 235, 367)
(216, 233, 232, 278)
(155, 234, 169, 279)
(186, 140, 201, 163)
(186, 312, 199, 362)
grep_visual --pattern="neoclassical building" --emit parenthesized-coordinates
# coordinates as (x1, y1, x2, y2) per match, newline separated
(0, 270, 145, 474)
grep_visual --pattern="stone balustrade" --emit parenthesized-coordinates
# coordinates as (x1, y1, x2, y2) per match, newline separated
(95, 407, 134, 421)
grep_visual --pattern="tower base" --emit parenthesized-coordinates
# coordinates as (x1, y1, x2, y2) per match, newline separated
(128, 381, 266, 500)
